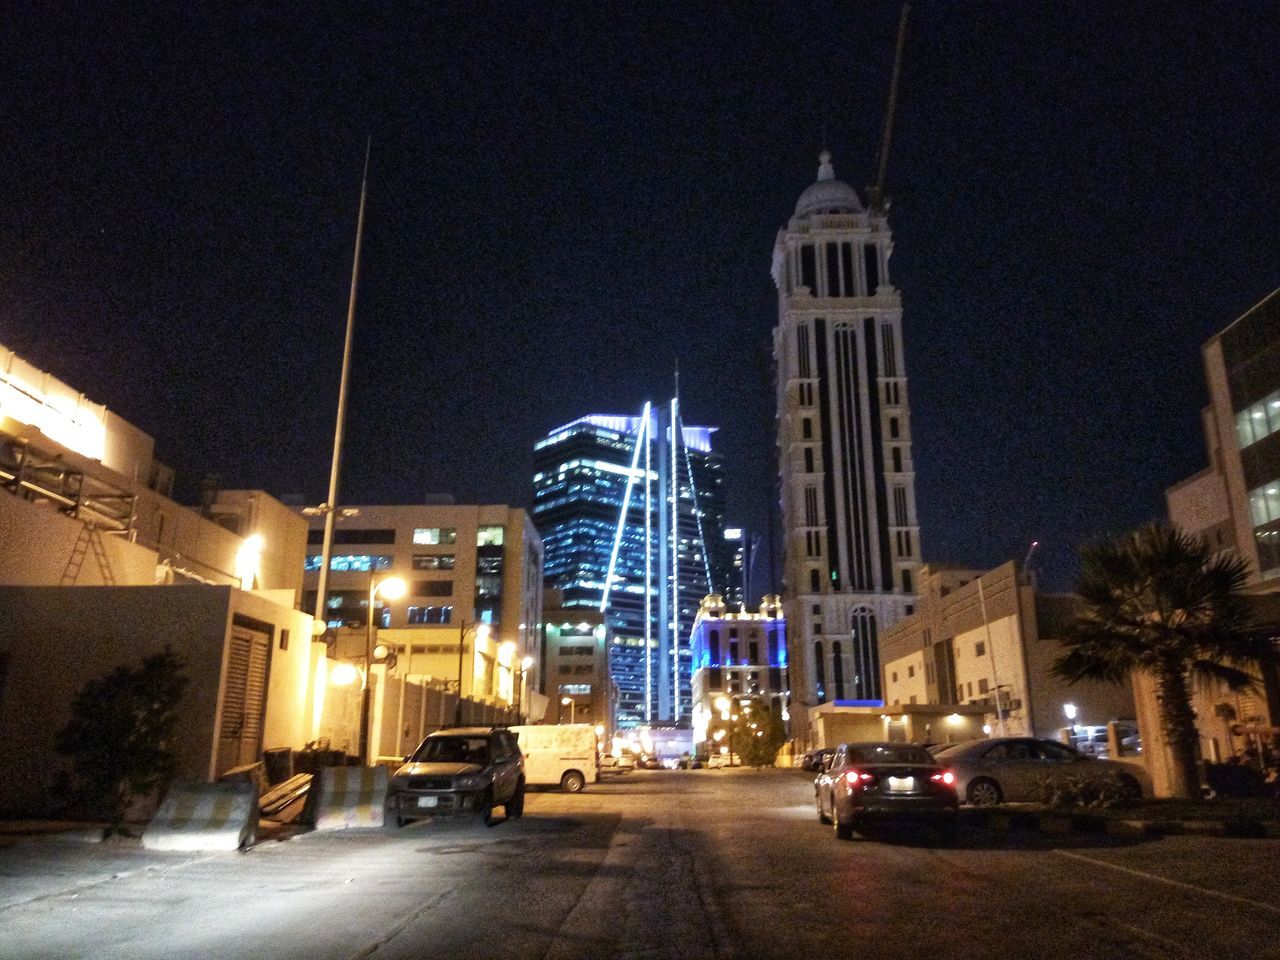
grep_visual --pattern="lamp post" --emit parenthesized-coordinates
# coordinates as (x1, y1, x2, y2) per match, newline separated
(561, 696, 576, 724)
(359, 573, 406, 765)
(454, 621, 491, 725)
(516, 655, 535, 721)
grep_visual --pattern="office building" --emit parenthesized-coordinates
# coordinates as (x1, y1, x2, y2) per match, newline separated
(533, 410, 727, 727)
(542, 590, 614, 737)
(772, 151, 922, 745)
(301, 503, 544, 717)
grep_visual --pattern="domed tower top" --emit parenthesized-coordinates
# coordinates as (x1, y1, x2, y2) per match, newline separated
(793, 150, 864, 217)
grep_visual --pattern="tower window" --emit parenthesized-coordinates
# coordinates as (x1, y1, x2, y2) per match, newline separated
(864, 244, 880, 294)
(802, 418, 812, 439)
(902, 569, 913, 593)
(825, 243, 840, 298)
(804, 448, 814, 472)
(840, 243, 855, 297)
(889, 417, 900, 440)
(809, 568, 820, 592)
(800, 245, 816, 292)
(892, 447, 902, 472)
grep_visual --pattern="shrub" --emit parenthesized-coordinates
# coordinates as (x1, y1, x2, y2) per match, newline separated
(55, 647, 189, 833)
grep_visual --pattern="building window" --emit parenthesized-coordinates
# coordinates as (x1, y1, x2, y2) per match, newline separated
(888, 417, 900, 440)
(1236, 391, 1280, 449)
(477, 525, 505, 546)
(863, 243, 880, 293)
(304, 554, 393, 572)
(804, 448, 815, 472)
(729, 640, 740, 664)
(1247, 481, 1280, 527)
(279, 629, 289, 651)
(709, 629, 721, 663)
(892, 448, 902, 472)
(902, 569, 913, 593)
(832, 641, 845, 700)
(413, 580, 453, 597)
(748, 640, 759, 663)
(407, 605, 453, 624)
(413, 527, 457, 545)
(800, 244, 816, 291)
(412, 554, 456, 570)
(814, 641, 826, 702)
(978, 678, 990, 694)
(891, 671, 898, 683)
(810, 569, 820, 592)
(975, 641, 985, 657)
(907, 664, 915, 678)
(802, 418, 812, 439)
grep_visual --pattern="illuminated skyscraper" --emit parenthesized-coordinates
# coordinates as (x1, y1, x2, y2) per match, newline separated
(773, 151, 922, 743)
(532, 409, 727, 727)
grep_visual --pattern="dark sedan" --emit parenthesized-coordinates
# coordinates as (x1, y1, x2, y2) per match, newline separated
(815, 742, 959, 840)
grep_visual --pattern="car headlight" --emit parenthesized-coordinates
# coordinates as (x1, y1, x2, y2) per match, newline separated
(456, 775, 486, 790)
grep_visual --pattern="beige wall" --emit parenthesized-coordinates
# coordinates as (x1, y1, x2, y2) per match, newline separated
(0, 585, 319, 815)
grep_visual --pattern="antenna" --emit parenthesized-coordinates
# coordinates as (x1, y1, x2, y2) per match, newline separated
(870, 2, 911, 212)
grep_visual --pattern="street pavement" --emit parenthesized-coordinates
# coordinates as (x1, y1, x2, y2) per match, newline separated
(1, 768, 1278, 959)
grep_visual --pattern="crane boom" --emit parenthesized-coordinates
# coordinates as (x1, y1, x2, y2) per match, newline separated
(870, 1, 911, 211)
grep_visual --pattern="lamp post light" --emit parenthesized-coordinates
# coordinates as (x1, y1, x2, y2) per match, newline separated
(358, 573, 406, 765)
(454, 621, 491, 725)
(561, 696, 576, 724)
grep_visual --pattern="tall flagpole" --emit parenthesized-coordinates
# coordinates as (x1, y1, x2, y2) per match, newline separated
(313, 138, 372, 628)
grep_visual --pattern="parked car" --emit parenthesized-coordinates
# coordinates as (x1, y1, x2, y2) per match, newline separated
(932, 737, 1149, 806)
(814, 742, 959, 840)
(601, 754, 636, 772)
(386, 726, 525, 827)
(800, 747, 834, 772)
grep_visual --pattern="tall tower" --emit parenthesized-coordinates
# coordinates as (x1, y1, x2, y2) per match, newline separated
(773, 150, 921, 743)
(533, 409, 726, 727)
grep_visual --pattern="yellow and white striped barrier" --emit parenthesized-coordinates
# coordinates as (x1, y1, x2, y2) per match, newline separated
(313, 766, 388, 830)
(142, 781, 258, 852)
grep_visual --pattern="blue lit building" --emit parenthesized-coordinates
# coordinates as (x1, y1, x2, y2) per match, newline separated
(689, 594, 788, 748)
(532, 409, 728, 727)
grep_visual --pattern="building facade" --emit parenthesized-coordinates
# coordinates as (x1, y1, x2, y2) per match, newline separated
(772, 151, 922, 744)
(878, 561, 1135, 740)
(532, 412, 728, 727)
(301, 503, 544, 715)
(542, 592, 614, 737)
(1161, 288, 1280, 791)
(689, 594, 787, 751)
(0, 344, 322, 813)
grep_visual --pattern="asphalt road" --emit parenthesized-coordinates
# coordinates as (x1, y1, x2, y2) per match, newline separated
(1, 768, 1278, 960)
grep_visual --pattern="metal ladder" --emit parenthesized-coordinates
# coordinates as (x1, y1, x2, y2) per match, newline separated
(61, 522, 115, 586)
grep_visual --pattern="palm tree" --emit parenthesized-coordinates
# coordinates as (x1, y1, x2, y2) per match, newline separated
(1054, 522, 1272, 799)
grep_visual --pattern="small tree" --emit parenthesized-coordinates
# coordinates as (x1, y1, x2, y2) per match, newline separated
(56, 647, 189, 832)
(1054, 523, 1270, 799)
(735, 696, 788, 769)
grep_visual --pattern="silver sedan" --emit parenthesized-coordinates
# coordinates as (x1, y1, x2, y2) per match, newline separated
(932, 737, 1149, 806)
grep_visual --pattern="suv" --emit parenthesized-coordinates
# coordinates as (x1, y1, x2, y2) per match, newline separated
(386, 727, 525, 827)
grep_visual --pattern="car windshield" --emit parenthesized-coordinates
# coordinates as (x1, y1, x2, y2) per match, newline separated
(411, 736, 489, 765)
(846, 745, 934, 765)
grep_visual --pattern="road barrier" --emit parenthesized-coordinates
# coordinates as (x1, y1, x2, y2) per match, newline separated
(313, 766, 388, 830)
(142, 781, 258, 852)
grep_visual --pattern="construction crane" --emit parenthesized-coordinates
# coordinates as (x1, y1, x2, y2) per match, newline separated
(868, 1, 911, 213)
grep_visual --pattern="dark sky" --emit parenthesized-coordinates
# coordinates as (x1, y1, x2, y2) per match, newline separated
(3, 2, 1277, 591)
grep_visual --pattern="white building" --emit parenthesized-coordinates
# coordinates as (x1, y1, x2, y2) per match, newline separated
(772, 151, 922, 745)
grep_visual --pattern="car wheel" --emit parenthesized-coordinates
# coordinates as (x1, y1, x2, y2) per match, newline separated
(1114, 773, 1142, 801)
(817, 793, 831, 825)
(561, 770, 587, 793)
(833, 806, 855, 841)
(967, 778, 1002, 807)
(507, 781, 526, 818)
(481, 791, 498, 827)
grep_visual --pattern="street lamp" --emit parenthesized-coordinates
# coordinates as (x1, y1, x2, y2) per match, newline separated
(516, 655, 535, 721)
(358, 574, 406, 764)
(454, 621, 491, 725)
(561, 696, 576, 724)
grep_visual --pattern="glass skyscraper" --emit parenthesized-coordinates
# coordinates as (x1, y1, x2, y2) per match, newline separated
(533, 410, 729, 727)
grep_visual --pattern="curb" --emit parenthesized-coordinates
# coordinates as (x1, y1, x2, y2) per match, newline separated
(961, 808, 1280, 840)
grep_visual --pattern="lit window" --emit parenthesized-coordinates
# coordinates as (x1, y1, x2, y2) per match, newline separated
(478, 525, 505, 546)
(413, 527, 457, 545)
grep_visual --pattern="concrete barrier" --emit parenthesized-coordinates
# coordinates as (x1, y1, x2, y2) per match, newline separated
(142, 781, 258, 852)
(313, 766, 388, 830)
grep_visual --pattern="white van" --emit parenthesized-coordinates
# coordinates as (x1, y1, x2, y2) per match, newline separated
(510, 724, 598, 792)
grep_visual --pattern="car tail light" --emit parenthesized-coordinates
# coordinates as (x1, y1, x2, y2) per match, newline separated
(931, 770, 956, 786)
(844, 770, 873, 787)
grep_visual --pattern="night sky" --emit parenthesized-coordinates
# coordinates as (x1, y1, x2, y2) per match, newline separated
(3, 2, 1277, 592)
